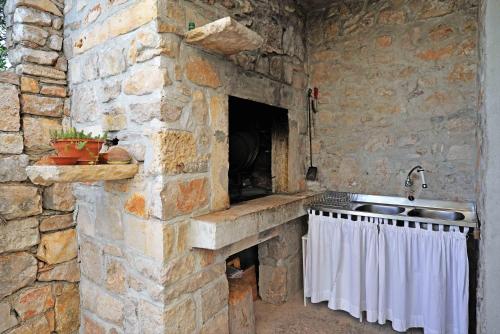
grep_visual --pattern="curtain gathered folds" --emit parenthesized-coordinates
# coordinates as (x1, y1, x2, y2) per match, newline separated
(305, 211, 469, 334)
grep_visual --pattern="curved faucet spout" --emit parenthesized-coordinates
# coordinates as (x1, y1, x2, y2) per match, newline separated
(405, 165, 428, 189)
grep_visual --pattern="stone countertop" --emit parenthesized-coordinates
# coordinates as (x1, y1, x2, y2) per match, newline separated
(190, 192, 316, 250)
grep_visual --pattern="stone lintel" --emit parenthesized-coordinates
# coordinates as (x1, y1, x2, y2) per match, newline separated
(26, 164, 139, 186)
(185, 17, 264, 55)
(190, 192, 315, 250)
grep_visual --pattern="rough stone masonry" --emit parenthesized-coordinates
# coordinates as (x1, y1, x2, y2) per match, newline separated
(63, 0, 309, 333)
(0, 0, 79, 333)
(307, 0, 479, 202)
(0, 0, 485, 333)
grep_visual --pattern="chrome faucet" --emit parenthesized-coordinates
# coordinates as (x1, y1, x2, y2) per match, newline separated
(405, 165, 428, 189)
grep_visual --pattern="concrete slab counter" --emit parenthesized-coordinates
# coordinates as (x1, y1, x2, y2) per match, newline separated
(190, 192, 316, 250)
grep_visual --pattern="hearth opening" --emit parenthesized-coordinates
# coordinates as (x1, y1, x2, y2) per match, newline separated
(228, 96, 289, 204)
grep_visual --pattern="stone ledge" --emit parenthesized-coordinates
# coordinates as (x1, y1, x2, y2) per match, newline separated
(190, 192, 315, 250)
(26, 164, 139, 186)
(185, 17, 264, 55)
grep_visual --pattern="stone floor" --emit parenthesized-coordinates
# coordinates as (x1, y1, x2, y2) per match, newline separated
(255, 292, 423, 334)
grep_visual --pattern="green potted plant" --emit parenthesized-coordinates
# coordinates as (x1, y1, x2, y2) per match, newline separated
(50, 128, 108, 165)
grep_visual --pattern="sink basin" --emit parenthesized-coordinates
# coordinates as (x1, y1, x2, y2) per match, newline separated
(355, 204, 405, 215)
(407, 208, 465, 221)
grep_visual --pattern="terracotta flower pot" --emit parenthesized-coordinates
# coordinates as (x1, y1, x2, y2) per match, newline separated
(52, 140, 83, 157)
(52, 139, 104, 164)
(76, 140, 105, 164)
(49, 156, 79, 165)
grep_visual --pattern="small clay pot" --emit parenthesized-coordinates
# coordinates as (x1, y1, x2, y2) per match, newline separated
(106, 147, 131, 164)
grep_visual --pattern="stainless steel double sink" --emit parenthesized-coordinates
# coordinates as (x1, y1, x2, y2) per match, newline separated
(310, 193, 477, 228)
(356, 204, 465, 221)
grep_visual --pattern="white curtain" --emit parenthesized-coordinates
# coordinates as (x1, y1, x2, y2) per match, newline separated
(378, 221, 469, 334)
(305, 211, 379, 321)
(305, 211, 469, 334)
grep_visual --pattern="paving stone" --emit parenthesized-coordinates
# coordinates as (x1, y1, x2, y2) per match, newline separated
(0, 185, 41, 220)
(20, 76, 40, 93)
(185, 57, 220, 88)
(258, 265, 287, 304)
(102, 103, 127, 131)
(82, 314, 106, 334)
(0, 154, 29, 182)
(13, 6, 52, 26)
(201, 309, 229, 334)
(13, 285, 55, 321)
(48, 34, 63, 51)
(150, 130, 198, 175)
(160, 178, 208, 219)
(38, 259, 80, 282)
(137, 299, 164, 333)
(55, 283, 80, 333)
(73, 0, 156, 54)
(124, 192, 148, 218)
(123, 216, 165, 260)
(81, 280, 124, 325)
(43, 183, 75, 212)
(0, 83, 20, 131)
(0, 302, 18, 333)
(36, 229, 78, 265)
(6, 314, 51, 334)
(0, 71, 20, 85)
(106, 259, 126, 294)
(164, 298, 196, 334)
(39, 213, 74, 232)
(0, 252, 37, 299)
(21, 94, 64, 117)
(39, 85, 66, 97)
(79, 239, 103, 283)
(378, 9, 406, 25)
(17, 63, 66, 80)
(418, 0, 455, 19)
(123, 61, 171, 95)
(0, 217, 39, 253)
(201, 279, 229, 322)
(99, 47, 126, 78)
(13, 0, 63, 16)
(12, 23, 49, 46)
(23, 116, 61, 154)
(9, 46, 59, 65)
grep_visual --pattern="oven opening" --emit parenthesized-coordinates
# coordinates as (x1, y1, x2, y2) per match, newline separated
(228, 96, 288, 204)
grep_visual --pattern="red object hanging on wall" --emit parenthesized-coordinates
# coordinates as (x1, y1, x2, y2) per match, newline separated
(313, 87, 319, 99)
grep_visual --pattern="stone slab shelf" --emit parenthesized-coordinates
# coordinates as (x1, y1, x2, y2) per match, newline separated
(185, 17, 264, 55)
(190, 192, 316, 250)
(26, 164, 139, 186)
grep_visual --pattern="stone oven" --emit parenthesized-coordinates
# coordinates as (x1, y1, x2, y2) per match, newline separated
(39, 0, 312, 332)
(228, 96, 288, 204)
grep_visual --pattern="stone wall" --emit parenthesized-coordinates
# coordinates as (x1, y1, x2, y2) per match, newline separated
(476, 0, 500, 331)
(0, 1, 79, 333)
(64, 0, 308, 333)
(307, 0, 479, 201)
(258, 217, 306, 304)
